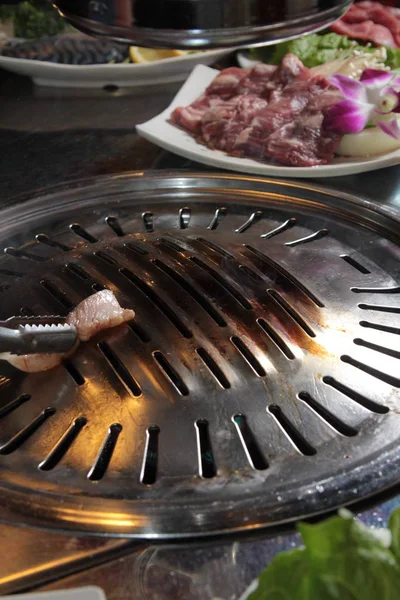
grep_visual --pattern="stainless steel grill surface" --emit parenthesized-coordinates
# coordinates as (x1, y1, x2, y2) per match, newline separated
(0, 172, 399, 539)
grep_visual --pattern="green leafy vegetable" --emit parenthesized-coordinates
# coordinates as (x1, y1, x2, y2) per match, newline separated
(247, 509, 400, 600)
(0, 1, 70, 39)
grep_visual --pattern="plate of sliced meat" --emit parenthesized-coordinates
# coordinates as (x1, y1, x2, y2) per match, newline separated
(137, 56, 400, 178)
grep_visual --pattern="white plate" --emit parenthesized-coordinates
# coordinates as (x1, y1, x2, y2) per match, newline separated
(137, 64, 400, 178)
(0, 49, 233, 88)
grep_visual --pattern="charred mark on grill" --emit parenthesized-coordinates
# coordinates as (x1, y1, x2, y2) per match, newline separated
(153, 351, 189, 396)
(119, 267, 192, 338)
(298, 392, 357, 437)
(0, 407, 55, 455)
(340, 255, 370, 275)
(190, 256, 252, 310)
(359, 321, 400, 335)
(268, 289, 315, 337)
(195, 419, 216, 478)
(323, 376, 388, 414)
(359, 303, 400, 314)
(354, 338, 400, 360)
(152, 259, 227, 327)
(257, 318, 294, 359)
(98, 341, 142, 397)
(40, 279, 73, 310)
(235, 210, 263, 234)
(39, 417, 87, 471)
(231, 336, 266, 377)
(105, 216, 125, 237)
(196, 347, 230, 389)
(208, 207, 227, 230)
(261, 217, 296, 239)
(36, 233, 71, 251)
(233, 414, 268, 470)
(352, 285, 400, 294)
(69, 223, 97, 243)
(0, 393, 30, 419)
(4, 246, 47, 262)
(142, 211, 154, 233)
(88, 423, 122, 481)
(341, 355, 400, 387)
(268, 405, 316, 456)
(179, 207, 191, 229)
(243, 245, 323, 307)
(140, 425, 160, 485)
(285, 228, 328, 247)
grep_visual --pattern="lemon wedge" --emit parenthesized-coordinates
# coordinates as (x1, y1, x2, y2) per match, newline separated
(129, 47, 190, 63)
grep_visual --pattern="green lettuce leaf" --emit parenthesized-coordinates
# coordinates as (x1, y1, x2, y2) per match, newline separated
(247, 510, 400, 600)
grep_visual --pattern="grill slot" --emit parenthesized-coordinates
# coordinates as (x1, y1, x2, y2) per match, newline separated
(0, 408, 55, 455)
(123, 242, 148, 256)
(360, 321, 400, 335)
(323, 376, 388, 414)
(87, 423, 122, 481)
(128, 321, 151, 343)
(354, 338, 400, 359)
(4, 246, 46, 262)
(196, 347, 230, 389)
(152, 259, 227, 327)
(142, 211, 154, 232)
(341, 355, 400, 387)
(285, 228, 328, 247)
(257, 318, 294, 360)
(208, 207, 227, 230)
(98, 341, 142, 397)
(105, 216, 124, 237)
(0, 394, 30, 419)
(95, 250, 117, 265)
(64, 361, 85, 386)
(341, 255, 370, 274)
(65, 263, 91, 280)
(261, 218, 296, 239)
(352, 285, 400, 294)
(298, 392, 358, 437)
(40, 279, 73, 310)
(179, 207, 191, 229)
(268, 405, 316, 456)
(140, 425, 160, 485)
(190, 256, 252, 311)
(231, 336, 266, 377)
(119, 267, 192, 338)
(238, 264, 263, 282)
(153, 351, 189, 396)
(359, 303, 400, 314)
(235, 210, 263, 234)
(39, 417, 87, 471)
(195, 419, 216, 478)
(196, 237, 235, 260)
(243, 245, 323, 308)
(69, 223, 97, 243)
(36, 233, 71, 251)
(0, 268, 24, 277)
(158, 237, 185, 253)
(268, 290, 315, 337)
(233, 414, 268, 470)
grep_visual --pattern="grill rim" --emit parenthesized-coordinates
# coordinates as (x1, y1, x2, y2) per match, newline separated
(0, 171, 399, 539)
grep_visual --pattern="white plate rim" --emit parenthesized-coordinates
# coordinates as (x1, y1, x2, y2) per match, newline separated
(136, 64, 400, 178)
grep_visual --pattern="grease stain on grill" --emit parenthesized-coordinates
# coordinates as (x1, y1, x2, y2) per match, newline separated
(298, 392, 358, 437)
(179, 207, 191, 229)
(360, 320, 400, 335)
(257, 318, 294, 359)
(105, 216, 124, 237)
(0, 393, 30, 419)
(140, 425, 160, 485)
(352, 285, 400, 294)
(119, 267, 192, 338)
(354, 337, 400, 360)
(152, 259, 227, 327)
(190, 256, 252, 310)
(268, 405, 316, 456)
(40, 279, 73, 310)
(4, 246, 47, 262)
(98, 341, 142, 397)
(268, 289, 316, 337)
(0, 407, 56, 455)
(153, 351, 189, 396)
(235, 211, 263, 234)
(323, 376, 388, 414)
(285, 228, 328, 247)
(196, 347, 230, 389)
(39, 417, 87, 471)
(231, 336, 266, 377)
(88, 423, 122, 481)
(233, 414, 268, 470)
(142, 211, 154, 233)
(36, 233, 71, 252)
(69, 224, 97, 243)
(261, 218, 296, 239)
(208, 207, 227, 230)
(341, 355, 400, 387)
(195, 419, 216, 478)
(359, 303, 400, 314)
(341, 255, 370, 274)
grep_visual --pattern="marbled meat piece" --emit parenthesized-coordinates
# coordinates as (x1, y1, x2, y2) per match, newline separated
(331, 1, 400, 48)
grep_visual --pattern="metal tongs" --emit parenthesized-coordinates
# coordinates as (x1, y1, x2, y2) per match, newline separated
(0, 316, 78, 355)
